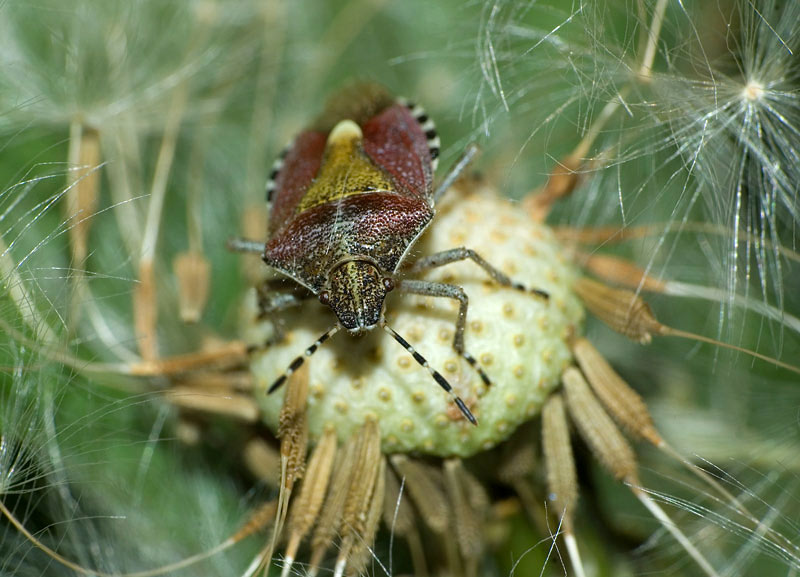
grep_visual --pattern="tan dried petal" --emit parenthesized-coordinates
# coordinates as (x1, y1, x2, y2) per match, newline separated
(242, 437, 281, 487)
(349, 456, 387, 576)
(524, 155, 582, 222)
(341, 420, 382, 542)
(278, 363, 310, 488)
(174, 370, 253, 391)
(382, 462, 414, 535)
(66, 125, 101, 264)
(241, 202, 269, 285)
(129, 340, 249, 376)
(577, 253, 667, 293)
(166, 386, 260, 422)
(572, 338, 661, 445)
(390, 455, 449, 534)
(574, 277, 663, 344)
(461, 465, 490, 517)
(174, 251, 211, 323)
(134, 259, 158, 361)
(541, 393, 578, 531)
(287, 428, 338, 546)
(496, 432, 538, 484)
(562, 367, 637, 482)
(309, 434, 357, 567)
(444, 459, 484, 562)
(231, 500, 278, 542)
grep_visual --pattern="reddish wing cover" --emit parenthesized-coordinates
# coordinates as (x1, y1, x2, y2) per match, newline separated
(265, 193, 433, 291)
(264, 96, 436, 290)
(362, 103, 433, 200)
(267, 102, 434, 239)
(267, 131, 327, 235)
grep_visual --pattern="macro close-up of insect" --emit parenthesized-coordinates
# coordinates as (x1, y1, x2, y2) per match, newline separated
(1, 1, 799, 577)
(232, 82, 555, 427)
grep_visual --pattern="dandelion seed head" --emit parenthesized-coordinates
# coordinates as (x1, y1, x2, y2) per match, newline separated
(742, 79, 765, 103)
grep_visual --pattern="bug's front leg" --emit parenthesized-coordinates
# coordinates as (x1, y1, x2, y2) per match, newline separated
(253, 279, 315, 347)
(407, 247, 550, 300)
(397, 278, 490, 386)
(256, 279, 314, 317)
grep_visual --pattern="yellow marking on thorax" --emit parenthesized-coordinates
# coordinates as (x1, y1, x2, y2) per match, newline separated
(298, 119, 394, 212)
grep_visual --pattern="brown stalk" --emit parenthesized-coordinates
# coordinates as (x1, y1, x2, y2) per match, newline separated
(128, 340, 249, 376)
(285, 428, 338, 560)
(349, 456, 388, 576)
(231, 500, 279, 542)
(575, 252, 667, 293)
(173, 251, 211, 324)
(174, 370, 253, 391)
(576, 278, 800, 376)
(495, 434, 549, 533)
(573, 277, 661, 344)
(309, 433, 358, 570)
(65, 124, 101, 272)
(165, 387, 260, 422)
(134, 259, 159, 361)
(390, 455, 449, 534)
(281, 427, 337, 577)
(541, 393, 578, 532)
(496, 432, 538, 483)
(383, 464, 428, 576)
(571, 338, 662, 445)
(562, 367, 637, 482)
(278, 363, 310, 490)
(243, 437, 281, 487)
(444, 459, 484, 570)
(523, 155, 582, 222)
(241, 204, 269, 285)
(271, 363, 310, 566)
(337, 420, 382, 565)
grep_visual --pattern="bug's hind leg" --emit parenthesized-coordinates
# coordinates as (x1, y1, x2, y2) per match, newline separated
(407, 247, 550, 300)
(433, 143, 479, 203)
(397, 279, 491, 388)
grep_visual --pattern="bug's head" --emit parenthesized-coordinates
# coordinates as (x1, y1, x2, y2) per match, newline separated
(320, 259, 393, 333)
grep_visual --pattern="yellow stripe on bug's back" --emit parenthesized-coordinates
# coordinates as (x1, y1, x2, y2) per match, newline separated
(298, 120, 394, 212)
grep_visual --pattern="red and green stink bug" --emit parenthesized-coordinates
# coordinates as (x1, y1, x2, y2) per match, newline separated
(232, 84, 548, 425)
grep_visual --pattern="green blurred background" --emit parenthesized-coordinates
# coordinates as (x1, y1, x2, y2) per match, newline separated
(1, 1, 798, 576)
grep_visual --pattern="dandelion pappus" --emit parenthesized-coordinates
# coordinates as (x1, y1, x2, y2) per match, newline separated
(232, 83, 552, 432)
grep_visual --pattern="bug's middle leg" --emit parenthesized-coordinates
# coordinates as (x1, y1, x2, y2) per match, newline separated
(397, 278, 490, 386)
(407, 247, 549, 299)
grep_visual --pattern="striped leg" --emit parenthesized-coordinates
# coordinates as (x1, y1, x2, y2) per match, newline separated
(267, 325, 340, 394)
(381, 322, 477, 425)
(408, 247, 550, 300)
(397, 279, 491, 388)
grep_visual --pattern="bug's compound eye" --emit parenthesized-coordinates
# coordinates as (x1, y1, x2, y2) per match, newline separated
(382, 277, 395, 292)
(318, 291, 331, 306)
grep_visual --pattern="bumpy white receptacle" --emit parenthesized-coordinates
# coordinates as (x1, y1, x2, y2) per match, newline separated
(245, 187, 584, 457)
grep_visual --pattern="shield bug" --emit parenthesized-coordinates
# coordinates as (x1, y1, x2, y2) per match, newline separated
(231, 83, 549, 426)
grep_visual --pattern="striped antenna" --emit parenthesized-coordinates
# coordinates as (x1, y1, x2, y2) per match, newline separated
(381, 321, 478, 426)
(267, 325, 341, 394)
